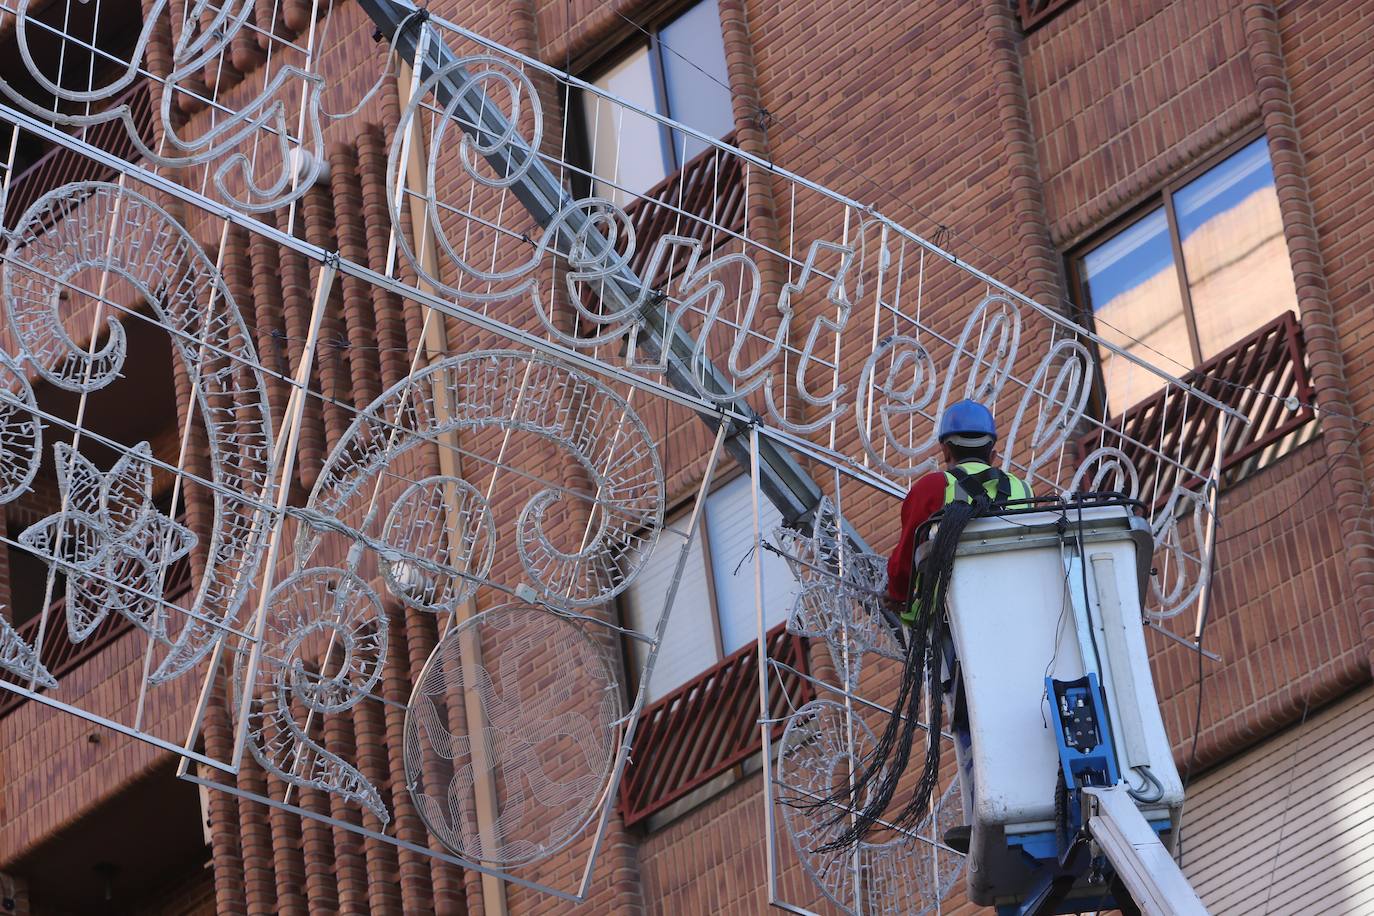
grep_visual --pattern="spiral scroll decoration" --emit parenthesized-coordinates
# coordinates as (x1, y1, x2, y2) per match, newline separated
(300, 350, 664, 608)
(3, 182, 275, 683)
(235, 568, 389, 824)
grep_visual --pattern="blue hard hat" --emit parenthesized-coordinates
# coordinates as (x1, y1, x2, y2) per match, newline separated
(938, 399, 997, 443)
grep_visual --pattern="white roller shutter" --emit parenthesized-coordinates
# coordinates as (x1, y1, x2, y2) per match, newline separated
(703, 474, 795, 653)
(620, 516, 715, 702)
(620, 476, 802, 702)
(1182, 684, 1374, 914)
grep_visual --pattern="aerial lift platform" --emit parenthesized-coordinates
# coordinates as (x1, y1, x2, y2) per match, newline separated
(933, 497, 1209, 916)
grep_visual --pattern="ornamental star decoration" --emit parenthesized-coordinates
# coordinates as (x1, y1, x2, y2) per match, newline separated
(774, 497, 903, 689)
(18, 442, 196, 643)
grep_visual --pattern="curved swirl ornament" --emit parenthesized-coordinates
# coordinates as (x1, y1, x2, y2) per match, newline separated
(946, 294, 1021, 409)
(1148, 485, 1211, 619)
(301, 350, 664, 608)
(860, 295, 1024, 475)
(236, 568, 388, 823)
(404, 604, 621, 866)
(388, 57, 550, 305)
(3, 183, 275, 681)
(3, 0, 326, 210)
(0, 352, 43, 504)
(777, 700, 963, 916)
(856, 335, 940, 478)
(1067, 447, 1141, 501)
(1003, 339, 1093, 480)
(379, 476, 496, 613)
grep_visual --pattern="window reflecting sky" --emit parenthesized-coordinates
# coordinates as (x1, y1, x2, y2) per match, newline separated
(1083, 208, 1191, 414)
(661, 0, 734, 162)
(582, 0, 733, 203)
(1081, 137, 1299, 413)
(1176, 137, 1297, 359)
(585, 48, 669, 204)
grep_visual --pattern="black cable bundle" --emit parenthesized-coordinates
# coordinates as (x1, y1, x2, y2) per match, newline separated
(811, 496, 984, 852)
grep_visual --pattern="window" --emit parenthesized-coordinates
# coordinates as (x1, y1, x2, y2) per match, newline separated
(580, 0, 733, 205)
(619, 474, 797, 701)
(1075, 136, 1300, 414)
(0, 0, 152, 226)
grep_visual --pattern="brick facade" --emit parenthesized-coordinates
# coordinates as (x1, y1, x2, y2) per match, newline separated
(1, 0, 1371, 913)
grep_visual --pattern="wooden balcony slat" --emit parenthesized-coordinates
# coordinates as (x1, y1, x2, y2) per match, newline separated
(619, 130, 745, 296)
(1230, 345, 1288, 453)
(619, 619, 812, 827)
(658, 656, 749, 798)
(1076, 312, 1314, 509)
(669, 653, 752, 787)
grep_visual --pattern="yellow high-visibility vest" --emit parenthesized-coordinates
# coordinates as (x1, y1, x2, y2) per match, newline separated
(942, 461, 1033, 506)
(902, 462, 1032, 625)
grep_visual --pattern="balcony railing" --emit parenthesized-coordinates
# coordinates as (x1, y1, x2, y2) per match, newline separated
(618, 620, 811, 829)
(621, 129, 748, 289)
(1079, 311, 1315, 507)
(1019, 0, 1079, 31)
(3, 78, 155, 229)
(0, 550, 193, 719)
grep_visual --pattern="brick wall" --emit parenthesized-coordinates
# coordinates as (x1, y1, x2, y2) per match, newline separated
(1150, 437, 1368, 770)
(1025, 1, 1260, 246)
(1, 0, 1370, 913)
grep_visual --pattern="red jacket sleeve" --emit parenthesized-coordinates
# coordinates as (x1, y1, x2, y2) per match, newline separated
(886, 472, 947, 602)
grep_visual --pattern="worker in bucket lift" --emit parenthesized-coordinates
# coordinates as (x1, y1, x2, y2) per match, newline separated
(884, 399, 1032, 625)
(877, 399, 1033, 855)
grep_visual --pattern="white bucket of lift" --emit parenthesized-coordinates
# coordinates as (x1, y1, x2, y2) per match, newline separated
(939, 502, 1184, 906)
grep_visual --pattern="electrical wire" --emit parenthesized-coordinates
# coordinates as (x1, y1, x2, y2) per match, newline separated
(1257, 692, 1312, 914)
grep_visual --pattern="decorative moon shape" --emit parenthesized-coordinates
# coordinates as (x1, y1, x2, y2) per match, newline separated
(3, 182, 275, 683)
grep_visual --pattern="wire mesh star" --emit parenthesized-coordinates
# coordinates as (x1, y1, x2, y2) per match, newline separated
(775, 497, 903, 689)
(0, 605, 56, 689)
(18, 442, 196, 643)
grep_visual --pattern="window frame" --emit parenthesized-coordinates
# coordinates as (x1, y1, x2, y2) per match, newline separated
(572, 0, 730, 200)
(1066, 127, 1272, 414)
(616, 468, 792, 701)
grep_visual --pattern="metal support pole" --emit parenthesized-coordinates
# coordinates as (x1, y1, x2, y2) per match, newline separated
(229, 261, 338, 770)
(1193, 415, 1227, 642)
(575, 422, 729, 897)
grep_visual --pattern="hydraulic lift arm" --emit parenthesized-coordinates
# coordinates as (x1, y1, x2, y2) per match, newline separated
(1081, 785, 1207, 916)
(1014, 675, 1208, 916)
